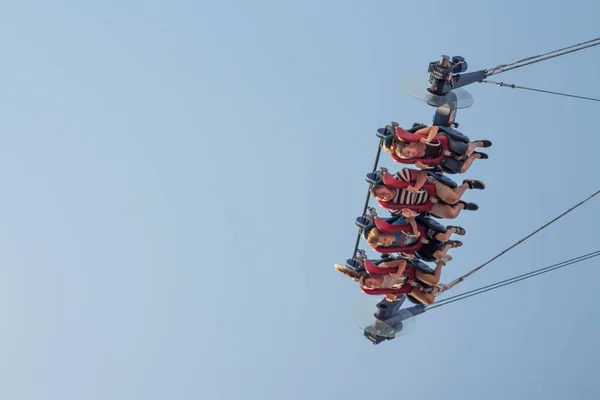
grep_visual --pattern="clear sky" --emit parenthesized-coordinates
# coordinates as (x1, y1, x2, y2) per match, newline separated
(0, 1, 599, 399)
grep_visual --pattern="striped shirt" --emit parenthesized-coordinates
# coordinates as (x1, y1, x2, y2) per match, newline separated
(389, 169, 429, 205)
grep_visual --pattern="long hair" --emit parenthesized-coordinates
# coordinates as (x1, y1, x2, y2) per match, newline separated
(334, 264, 364, 282)
(366, 228, 384, 248)
(384, 138, 408, 158)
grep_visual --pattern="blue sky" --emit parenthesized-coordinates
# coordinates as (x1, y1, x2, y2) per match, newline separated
(0, 0, 599, 399)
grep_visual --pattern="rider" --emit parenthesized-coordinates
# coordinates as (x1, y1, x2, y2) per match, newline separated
(384, 123, 492, 173)
(370, 168, 481, 218)
(359, 258, 449, 305)
(365, 209, 464, 251)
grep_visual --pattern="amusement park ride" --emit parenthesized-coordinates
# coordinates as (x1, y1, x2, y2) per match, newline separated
(334, 39, 600, 345)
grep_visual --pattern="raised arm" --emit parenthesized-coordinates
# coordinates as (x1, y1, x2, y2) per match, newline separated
(405, 215, 419, 237)
(381, 259, 405, 268)
(407, 169, 427, 191)
(413, 125, 439, 142)
(390, 260, 407, 278)
(394, 168, 426, 189)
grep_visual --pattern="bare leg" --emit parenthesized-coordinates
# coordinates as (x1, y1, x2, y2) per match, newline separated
(434, 227, 461, 242)
(409, 287, 435, 305)
(432, 243, 453, 260)
(415, 261, 444, 286)
(466, 140, 489, 155)
(430, 203, 465, 219)
(459, 153, 481, 173)
(433, 181, 469, 204)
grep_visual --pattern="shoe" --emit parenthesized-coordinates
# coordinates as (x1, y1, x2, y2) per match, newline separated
(463, 179, 485, 190)
(447, 226, 466, 235)
(473, 152, 488, 159)
(476, 140, 492, 147)
(459, 201, 479, 211)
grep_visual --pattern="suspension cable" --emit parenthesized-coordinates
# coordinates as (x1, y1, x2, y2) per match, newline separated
(489, 37, 600, 70)
(480, 79, 600, 103)
(445, 189, 600, 290)
(428, 250, 600, 310)
(484, 37, 600, 77)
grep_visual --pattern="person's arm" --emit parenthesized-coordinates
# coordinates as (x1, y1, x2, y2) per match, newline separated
(406, 216, 420, 237)
(401, 208, 419, 218)
(390, 260, 407, 278)
(407, 169, 427, 191)
(412, 169, 427, 189)
(381, 259, 404, 268)
(413, 126, 432, 137)
(415, 160, 433, 170)
(423, 125, 439, 142)
(413, 126, 439, 142)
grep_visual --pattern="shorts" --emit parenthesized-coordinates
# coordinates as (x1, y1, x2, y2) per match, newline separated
(416, 240, 444, 261)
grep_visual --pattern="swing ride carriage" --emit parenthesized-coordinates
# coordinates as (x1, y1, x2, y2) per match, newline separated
(334, 38, 600, 345)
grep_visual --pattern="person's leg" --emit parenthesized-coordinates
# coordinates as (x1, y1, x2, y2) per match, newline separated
(434, 179, 485, 204)
(466, 140, 492, 155)
(459, 153, 482, 173)
(433, 180, 466, 204)
(432, 242, 454, 260)
(415, 261, 445, 286)
(432, 242, 462, 265)
(434, 227, 464, 242)
(430, 203, 462, 219)
(446, 225, 466, 235)
(408, 287, 435, 305)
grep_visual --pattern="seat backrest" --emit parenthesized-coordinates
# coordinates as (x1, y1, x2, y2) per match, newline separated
(361, 286, 412, 296)
(410, 123, 428, 131)
(394, 127, 422, 143)
(364, 259, 401, 274)
(377, 199, 433, 212)
(382, 172, 412, 188)
(409, 258, 434, 274)
(373, 240, 423, 254)
(415, 215, 446, 233)
(374, 216, 410, 233)
(437, 125, 470, 143)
